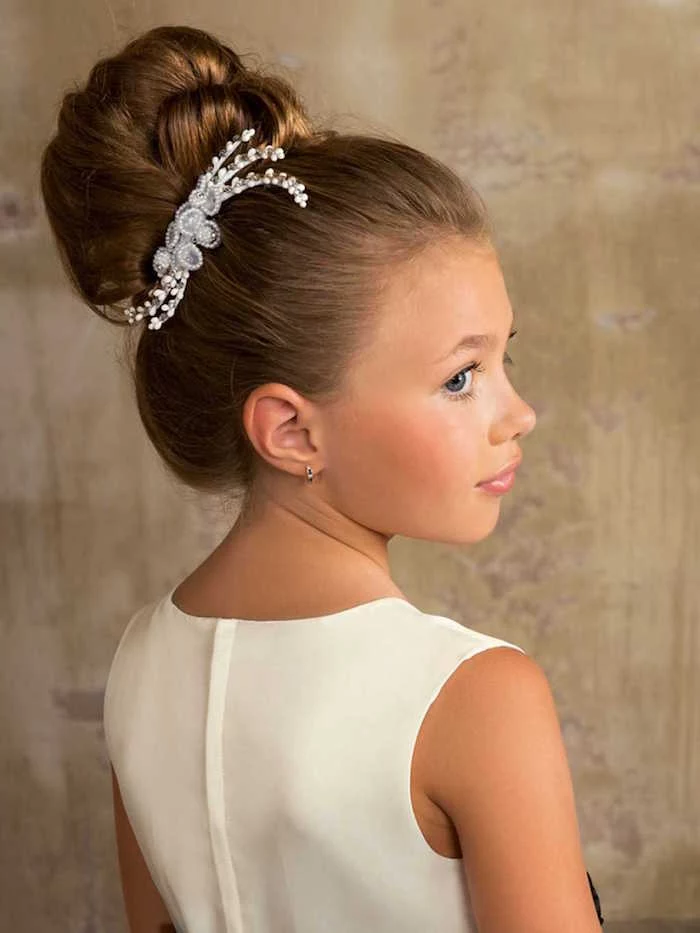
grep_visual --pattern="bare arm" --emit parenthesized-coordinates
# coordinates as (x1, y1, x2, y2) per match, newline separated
(111, 764, 175, 933)
(423, 647, 603, 932)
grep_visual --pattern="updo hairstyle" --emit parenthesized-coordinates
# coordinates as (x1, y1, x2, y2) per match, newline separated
(40, 25, 491, 505)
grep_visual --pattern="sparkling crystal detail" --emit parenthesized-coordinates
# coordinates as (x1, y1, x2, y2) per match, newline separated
(152, 248, 172, 276)
(174, 242, 203, 271)
(175, 205, 206, 235)
(165, 221, 180, 251)
(195, 220, 221, 248)
(124, 125, 310, 330)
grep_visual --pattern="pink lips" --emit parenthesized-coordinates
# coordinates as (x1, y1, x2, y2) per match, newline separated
(477, 454, 522, 488)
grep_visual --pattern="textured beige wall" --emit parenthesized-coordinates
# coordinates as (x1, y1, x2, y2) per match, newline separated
(2, 1, 699, 929)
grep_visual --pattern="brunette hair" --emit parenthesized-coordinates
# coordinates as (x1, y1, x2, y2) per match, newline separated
(40, 25, 491, 508)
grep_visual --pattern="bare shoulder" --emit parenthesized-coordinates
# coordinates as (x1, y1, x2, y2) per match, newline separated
(421, 646, 602, 932)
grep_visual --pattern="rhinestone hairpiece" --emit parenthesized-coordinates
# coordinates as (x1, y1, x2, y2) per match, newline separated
(124, 127, 308, 330)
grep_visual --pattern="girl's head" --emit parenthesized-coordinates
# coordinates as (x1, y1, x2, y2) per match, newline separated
(40, 25, 535, 547)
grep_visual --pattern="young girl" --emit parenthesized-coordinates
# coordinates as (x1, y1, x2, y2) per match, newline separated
(40, 24, 604, 933)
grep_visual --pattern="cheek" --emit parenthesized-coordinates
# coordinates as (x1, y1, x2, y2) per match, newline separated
(322, 395, 502, 543)
(399, 400, 484, 489)
(326, 396, 482, 496)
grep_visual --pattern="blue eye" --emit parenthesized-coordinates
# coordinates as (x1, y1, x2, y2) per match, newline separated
(443, 352, 514, 402)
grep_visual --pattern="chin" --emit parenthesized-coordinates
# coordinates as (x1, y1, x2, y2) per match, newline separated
(428, 515, 501, 546)
(392, 498, 503, 545)
(457, 505, 502, 544)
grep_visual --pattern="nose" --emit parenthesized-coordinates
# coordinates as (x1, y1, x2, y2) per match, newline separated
(514, 396, 537, 439)
(490, 389, 537, 444)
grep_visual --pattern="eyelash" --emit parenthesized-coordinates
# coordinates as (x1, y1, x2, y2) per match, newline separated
(443, 352, 515, 402)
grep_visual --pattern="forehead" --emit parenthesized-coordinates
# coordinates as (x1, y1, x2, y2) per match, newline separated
(368, 239, 510, 364)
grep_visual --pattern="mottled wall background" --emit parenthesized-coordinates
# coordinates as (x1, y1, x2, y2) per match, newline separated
(2, 0, 699, 930)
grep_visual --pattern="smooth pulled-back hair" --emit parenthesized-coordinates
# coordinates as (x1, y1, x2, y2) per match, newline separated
(40, 25, 491, 505)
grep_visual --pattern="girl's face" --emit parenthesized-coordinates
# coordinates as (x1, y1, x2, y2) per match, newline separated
(319, 237, 537, 545)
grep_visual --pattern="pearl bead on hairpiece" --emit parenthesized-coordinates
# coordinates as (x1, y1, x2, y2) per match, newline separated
(124, 127, 309, 330)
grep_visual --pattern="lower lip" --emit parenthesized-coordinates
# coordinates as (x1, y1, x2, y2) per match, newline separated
(477, 470, 517, 495)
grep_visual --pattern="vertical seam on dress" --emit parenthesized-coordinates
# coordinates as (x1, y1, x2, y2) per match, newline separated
(206, 620, 245, 932)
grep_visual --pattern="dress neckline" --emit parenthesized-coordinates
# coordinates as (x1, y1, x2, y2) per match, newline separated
(165, 586, 415, 625)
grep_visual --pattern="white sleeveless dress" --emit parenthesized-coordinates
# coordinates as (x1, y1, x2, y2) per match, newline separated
(103, 587, 527, 933)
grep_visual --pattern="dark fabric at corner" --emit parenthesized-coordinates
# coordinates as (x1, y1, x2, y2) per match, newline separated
(587, 870, 605, 926)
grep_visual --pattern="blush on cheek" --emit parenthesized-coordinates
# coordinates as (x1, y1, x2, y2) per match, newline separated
(323, 405, 426, 508)
(394, 408, 483, 488)
(325, 403, 501, 543)
(358, 407, 473, 495)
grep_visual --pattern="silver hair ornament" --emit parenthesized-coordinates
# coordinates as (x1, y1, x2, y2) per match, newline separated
(124, 127, 308, 330)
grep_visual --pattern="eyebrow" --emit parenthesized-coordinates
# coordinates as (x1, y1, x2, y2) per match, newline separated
(434, 326, 517, 364)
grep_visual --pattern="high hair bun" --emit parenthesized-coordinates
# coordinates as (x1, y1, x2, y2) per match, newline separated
(40, 25, 316, 316)
(41, 24, 489, 501)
